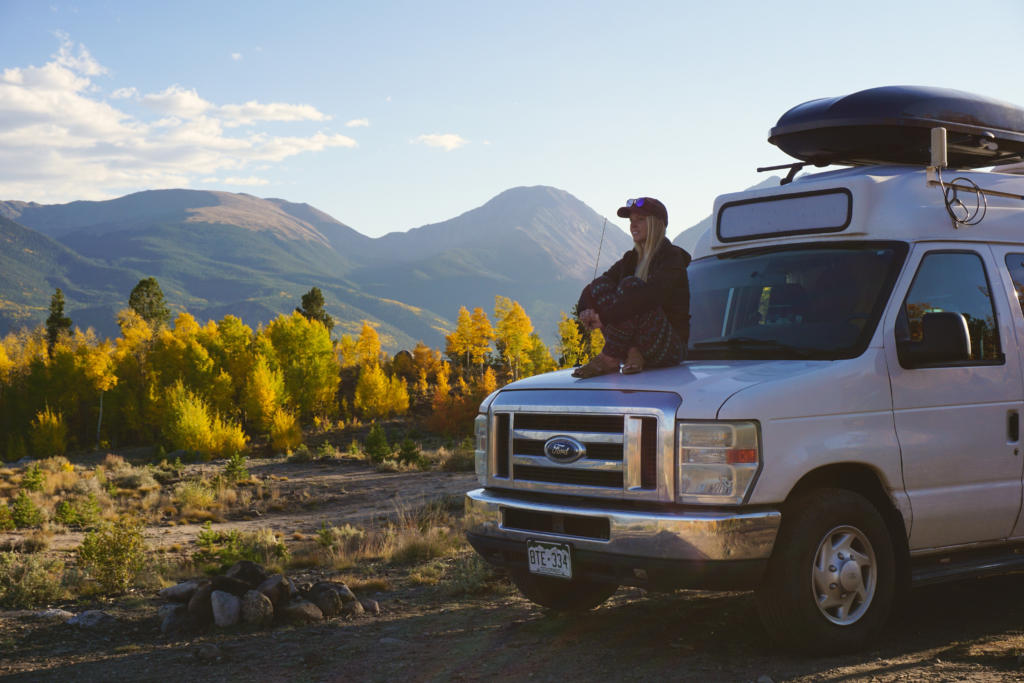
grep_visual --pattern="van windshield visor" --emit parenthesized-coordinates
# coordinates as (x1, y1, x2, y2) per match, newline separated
(687, 242, 907, 360)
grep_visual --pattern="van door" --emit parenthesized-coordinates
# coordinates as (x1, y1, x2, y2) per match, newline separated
(992, 246, 1024, 538)
(884, 244, 1024, 550)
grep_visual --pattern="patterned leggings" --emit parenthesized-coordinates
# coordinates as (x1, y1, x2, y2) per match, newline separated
(586, 276, 685, 366)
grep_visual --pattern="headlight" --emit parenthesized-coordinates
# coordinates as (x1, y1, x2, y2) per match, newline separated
(474, 414, 488, 485)
(677, 421, 760, 504)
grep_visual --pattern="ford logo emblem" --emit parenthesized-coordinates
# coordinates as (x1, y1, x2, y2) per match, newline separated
(543, 436, 587, 464)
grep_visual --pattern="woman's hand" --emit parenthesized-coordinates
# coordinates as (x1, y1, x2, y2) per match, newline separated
(580, 308, 602, 331)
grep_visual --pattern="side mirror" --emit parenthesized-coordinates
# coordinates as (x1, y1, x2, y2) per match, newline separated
(898, 311, 972, 367)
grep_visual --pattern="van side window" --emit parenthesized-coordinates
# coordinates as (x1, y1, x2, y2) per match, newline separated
(1004, 253, 1024, 316)
(898, 251, 1001, 362)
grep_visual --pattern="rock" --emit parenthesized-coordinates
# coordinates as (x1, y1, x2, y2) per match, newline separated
(360, 599, 381, 616)
(160, 604, 196, 638)
(188, 582, 214, 626)
(257, 574, 292, 611)
(32, 609, 75, 621)
(280, 599, 323, 625)
(343, 599, 365, 617)
(225, 561, 268, 588)
(159, 579, 201, 603)
(309, 587, 343, 618)
(211, 575, 251, 597)
(311, 581, 357, 603)
(66, 610, 117, 628)
(211, 590, 241, 628)
(240, 590, 273, 627)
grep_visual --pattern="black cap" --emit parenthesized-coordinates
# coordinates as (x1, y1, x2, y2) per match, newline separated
(616, 197, 668, 226)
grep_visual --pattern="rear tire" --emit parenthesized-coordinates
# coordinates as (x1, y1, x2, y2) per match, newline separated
(755, 488, 896, 654)
(510, 571, 618, 612)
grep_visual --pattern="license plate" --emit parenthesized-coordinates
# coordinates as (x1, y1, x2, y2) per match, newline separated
(527, 540, 572, 579)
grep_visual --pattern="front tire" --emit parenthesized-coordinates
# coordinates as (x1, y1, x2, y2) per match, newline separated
(755, 488, 896, 654)
(510, 571, 618, 612)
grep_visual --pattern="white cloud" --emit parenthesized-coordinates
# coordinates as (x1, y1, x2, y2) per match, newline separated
(412, 133, 468, 151)
(345, 118, 369, 128)
(231, 52, 243, 61)
(0, 36, 359, 205)
(219, 101, 329, 126)
(223, 176, 269, 186)
(141, 85, 212, 119)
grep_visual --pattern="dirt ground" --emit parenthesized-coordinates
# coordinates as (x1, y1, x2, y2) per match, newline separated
(3, 459, 1024, 682)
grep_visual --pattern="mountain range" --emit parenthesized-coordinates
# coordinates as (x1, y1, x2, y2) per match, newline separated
(0, 184, 733, 350)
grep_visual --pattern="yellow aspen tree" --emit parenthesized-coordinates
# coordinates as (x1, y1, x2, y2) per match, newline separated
(445, 307, 473, 369)
(524, 333, 556, 377)
(336, 334, 358, 368)
(412, 341, 441, 381)
(494, 296, 533, 381)
(263, 312, 340, 419)
(385, 374, 410, 416)
(353, 363, 389, 419)
(355, 321, 382, 368)
(468, 307, 495, 371)
(245, 355, 285, 432)
(556, 311, 583, 368)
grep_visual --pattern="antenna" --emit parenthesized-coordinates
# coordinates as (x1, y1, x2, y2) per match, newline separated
(926, 126, 1024, 228)
(592, 218, 607, 280)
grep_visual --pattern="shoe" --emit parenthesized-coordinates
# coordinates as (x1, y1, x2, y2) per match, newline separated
(572, 354, 620, 378)
(621, 347, 645, 375)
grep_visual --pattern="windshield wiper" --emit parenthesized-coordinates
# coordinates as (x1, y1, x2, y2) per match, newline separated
(692, 337, 821, 358)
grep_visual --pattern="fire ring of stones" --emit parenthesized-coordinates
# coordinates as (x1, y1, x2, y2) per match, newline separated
(156, 561, 381, 637)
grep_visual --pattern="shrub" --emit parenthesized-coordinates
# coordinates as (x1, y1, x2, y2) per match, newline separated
(287, 444, 313, 463)
(54, 494, 102, 529)
(29, 406, 67, 458)
(77, 520, 148, 594)
(194, 522, 289, 570)
(223, 452, 249, 483)
(364, 424, 391, 463)
(20, 463, 45, 492)
(315, 522, 366, 557)
(210, 416, 249, 459)
(316, 441, 337, 460)
(11, 490, 43, 528)
(0, 502, 13, 531)
(163, 383, 214, 457)
(269, 408, 302, 451)
(445, 552, 507, 596)
(0, 552, 66, 608)
(397, 438, 425, 467)
(173, 479, 216, 509)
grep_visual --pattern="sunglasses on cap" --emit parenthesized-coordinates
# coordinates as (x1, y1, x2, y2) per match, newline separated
(625, 198, 647, 208)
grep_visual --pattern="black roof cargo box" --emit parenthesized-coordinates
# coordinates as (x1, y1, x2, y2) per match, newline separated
(769, 85, 1024, 168)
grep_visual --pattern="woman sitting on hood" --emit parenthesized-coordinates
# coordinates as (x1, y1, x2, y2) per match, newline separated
(573, 196, 691, 378)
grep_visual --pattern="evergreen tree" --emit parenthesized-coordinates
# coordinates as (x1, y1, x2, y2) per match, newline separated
(45, 288, 72, 356)
(128, 277, 171, 329)
(295, 286, 335, 333)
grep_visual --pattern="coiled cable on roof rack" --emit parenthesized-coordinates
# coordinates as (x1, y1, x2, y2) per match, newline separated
(936, 167, 987, 228)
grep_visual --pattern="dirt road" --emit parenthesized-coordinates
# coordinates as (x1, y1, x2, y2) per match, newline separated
(3, 460, 1024, 681)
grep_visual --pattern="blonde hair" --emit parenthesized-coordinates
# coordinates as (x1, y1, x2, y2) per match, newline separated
(633, 215, 667, 281)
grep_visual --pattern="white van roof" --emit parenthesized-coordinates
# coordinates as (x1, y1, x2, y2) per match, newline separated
(694, 165, 1024, 259)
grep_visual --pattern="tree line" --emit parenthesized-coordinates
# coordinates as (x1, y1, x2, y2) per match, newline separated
(0, 280, 603, 462)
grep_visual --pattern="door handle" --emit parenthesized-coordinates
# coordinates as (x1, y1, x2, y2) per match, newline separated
(1009, 410, 1020, 443)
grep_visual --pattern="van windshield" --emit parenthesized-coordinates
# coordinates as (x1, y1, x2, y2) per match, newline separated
(687, 241, 907, 360)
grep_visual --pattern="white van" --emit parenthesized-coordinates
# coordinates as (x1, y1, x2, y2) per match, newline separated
(465, 86, 1024, 653)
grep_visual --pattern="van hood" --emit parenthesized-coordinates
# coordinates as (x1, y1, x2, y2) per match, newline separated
(493, 361, 828, 420)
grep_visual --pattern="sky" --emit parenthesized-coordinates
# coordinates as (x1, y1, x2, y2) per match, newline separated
(2, 0, 1024, 240)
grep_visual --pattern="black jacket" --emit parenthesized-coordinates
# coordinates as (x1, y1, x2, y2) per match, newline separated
(577, 237, 691, 345)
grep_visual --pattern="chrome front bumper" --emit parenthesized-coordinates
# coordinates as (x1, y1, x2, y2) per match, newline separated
(465, 488, 781, 562)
